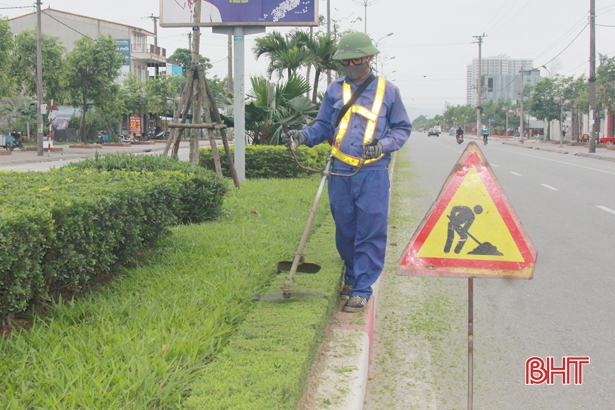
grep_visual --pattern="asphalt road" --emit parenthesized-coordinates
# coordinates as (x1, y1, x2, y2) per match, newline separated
(379, 132, 615, 409)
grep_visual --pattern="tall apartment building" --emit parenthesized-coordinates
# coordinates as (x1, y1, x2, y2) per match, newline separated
(466, 55, 537, 106)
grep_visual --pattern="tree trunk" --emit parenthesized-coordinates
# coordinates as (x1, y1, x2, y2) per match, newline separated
(306, 63, 311, 99)
(312, 70, 321, 104)
(81, 95, 88, 144)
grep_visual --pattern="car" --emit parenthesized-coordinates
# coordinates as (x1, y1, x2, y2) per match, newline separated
(428, 127, 440, 137)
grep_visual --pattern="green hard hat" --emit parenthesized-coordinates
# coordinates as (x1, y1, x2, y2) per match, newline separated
(333, 32, 380, 60)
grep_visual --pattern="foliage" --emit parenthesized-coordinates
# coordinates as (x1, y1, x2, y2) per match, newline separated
(0, 176, 336, 410)
(144, 74, 184, 116)
(168, 47, 213, 76)
(253, 31, 312, 80)
(0, 18, 15, 98)
(184, 212, 342, 409)
(66, 35, 122, 142)
(245, 75, 317, 145)
(0, 155, 226, 321)
(67, 110, 109, 142)
(0, 95, 36, 134)
(294, 30, 340, 103)
(596, 56, 615, 111)
(12, 30, 67, 103)
(200, 143, 330, 179)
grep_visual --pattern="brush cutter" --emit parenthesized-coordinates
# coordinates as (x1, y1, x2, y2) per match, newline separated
(253, 129, 367, 301)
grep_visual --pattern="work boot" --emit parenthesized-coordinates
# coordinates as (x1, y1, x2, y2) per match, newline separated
(340, 284, 352, 300)
(343, 295, 368, 313)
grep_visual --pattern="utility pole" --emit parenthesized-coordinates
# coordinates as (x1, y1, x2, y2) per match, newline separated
(519, 67, 525, 144)
(327, 0, 332, 85)
(227, 34, 233, 94)
(588, 0, 597, 153)
(36, 0, 44, 156)
(473, 34, 486, 138)
(147, 14, 160, 77)
(188, 32, 192, 51)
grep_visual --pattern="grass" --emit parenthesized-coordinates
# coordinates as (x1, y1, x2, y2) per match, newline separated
(0, 175, 338, 409)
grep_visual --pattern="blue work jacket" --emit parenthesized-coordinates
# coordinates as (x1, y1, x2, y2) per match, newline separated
(302, 72, 412, 171)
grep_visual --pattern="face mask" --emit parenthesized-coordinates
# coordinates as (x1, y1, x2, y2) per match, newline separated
(343, 62, 370, 80)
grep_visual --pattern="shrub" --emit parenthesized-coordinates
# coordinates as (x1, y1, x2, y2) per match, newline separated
(200, 143, 331, 179)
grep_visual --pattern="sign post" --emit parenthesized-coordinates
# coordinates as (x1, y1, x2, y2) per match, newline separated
(397, 142, 537, 409)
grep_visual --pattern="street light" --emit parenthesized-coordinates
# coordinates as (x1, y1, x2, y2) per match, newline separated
(373, 33, 393, 74)
(502, 107, 515, 140)
(384, 70, 396, 79)
(541, 65, 552, 78)
(379, 56, 395, 76)
(553, 96, 571, 148)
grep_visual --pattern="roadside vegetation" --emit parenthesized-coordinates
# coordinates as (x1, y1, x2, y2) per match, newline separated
(0, 167, 339, 408)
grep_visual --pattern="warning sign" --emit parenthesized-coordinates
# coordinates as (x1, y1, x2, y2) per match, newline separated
(397, 142, 537, 279)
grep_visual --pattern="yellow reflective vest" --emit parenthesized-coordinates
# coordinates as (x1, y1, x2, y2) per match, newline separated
(330, 77, 387, 166)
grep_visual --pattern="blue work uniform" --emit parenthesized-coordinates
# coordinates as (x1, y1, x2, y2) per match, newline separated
(301, 72, 412, 299)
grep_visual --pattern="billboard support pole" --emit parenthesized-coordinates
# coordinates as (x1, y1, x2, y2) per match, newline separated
(213, 26, 264, 182)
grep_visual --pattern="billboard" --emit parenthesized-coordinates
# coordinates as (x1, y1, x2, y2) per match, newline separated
(160, 0, 318, 27)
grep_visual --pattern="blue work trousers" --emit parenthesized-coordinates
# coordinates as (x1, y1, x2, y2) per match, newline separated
(328, 169, 390, 300)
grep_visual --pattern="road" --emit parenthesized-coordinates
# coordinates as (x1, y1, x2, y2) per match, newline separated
(366, 132, 615, 409)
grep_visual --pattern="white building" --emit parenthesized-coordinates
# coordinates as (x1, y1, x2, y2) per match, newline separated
(466, 54, 534, 106)
(8, 7, 167, 82)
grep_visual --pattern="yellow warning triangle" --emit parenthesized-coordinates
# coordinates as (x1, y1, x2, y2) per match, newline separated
(397, 142, 537, 279)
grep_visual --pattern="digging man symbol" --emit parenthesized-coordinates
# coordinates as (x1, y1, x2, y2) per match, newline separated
(444, 204, 503, 256)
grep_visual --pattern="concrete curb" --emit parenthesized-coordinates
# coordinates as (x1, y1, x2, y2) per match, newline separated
(500, 141, 615, 162)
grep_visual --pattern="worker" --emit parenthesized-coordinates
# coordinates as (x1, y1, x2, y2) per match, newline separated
(282, 31, 412, 312)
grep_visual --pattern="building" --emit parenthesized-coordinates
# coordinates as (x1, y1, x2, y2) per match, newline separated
(8, 7, 167, 82)
(466, 55, 537, 106)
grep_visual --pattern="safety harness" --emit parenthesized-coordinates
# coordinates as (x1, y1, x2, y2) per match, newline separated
(331, 76, 387, 166)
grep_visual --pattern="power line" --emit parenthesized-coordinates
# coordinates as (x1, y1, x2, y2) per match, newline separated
(538, 23, 589, 69)
(41, 10, 91, 38)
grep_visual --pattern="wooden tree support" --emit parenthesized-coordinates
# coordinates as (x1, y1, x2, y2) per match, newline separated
(161, 0, 239, 188)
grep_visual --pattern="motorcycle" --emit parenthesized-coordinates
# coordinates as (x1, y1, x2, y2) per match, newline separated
(145, 127, 167, 141)
(456, 134, 464, 144)
(4, 131, 26, 151)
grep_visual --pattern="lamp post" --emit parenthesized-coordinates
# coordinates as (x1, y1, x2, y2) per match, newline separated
(553, 96, 571, 148)
(384, 70, 396, 79)
(373, 32, 393, 74)
(379, 56, 395, 76)
(502, 107, 509, 140)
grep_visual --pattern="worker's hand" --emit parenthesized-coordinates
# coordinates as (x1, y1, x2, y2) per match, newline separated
(362, 140, 383, 159)
(282, 130, 306, 151)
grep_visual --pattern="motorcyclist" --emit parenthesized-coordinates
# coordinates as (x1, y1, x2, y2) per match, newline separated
(482, 126, 489, 144)
(456, 127, 464, 141)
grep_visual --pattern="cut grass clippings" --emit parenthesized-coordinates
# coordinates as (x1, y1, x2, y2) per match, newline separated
(0, 176, 342, 409)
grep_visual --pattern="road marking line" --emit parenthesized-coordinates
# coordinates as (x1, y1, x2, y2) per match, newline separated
(491, 163, 499, 167)
(510, 172, 522, 176)
(541, 184, 559, 190)
(596, 205, 615, 215)
(493, 147, 615, 175)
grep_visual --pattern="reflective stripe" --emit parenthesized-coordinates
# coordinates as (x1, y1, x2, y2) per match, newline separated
(333, 77, 387, 166)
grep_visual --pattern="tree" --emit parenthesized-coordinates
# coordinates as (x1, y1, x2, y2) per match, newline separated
(167, 48, 212, 76)
(145, 74, 183, 117)
(0, 19, 15, 98)
(295, 31, 340, 103)
(12, 30, 67, 103)
(252, 31, 311, 80)
(66, 35, 122, 142)
(245, 75, 317, 145)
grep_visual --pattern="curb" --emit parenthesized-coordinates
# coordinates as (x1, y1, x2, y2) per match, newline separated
(308, 152, 397, 410)
(500, 141, 615, 162)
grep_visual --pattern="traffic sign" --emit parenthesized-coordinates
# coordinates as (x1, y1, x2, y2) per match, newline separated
(397, 142, 536, 279)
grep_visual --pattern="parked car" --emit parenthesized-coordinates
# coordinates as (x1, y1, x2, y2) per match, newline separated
(428, 127, 440, 137)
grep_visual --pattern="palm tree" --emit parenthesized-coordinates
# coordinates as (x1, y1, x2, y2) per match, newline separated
(245, 75, 317, 145)
(252, 31, 312, 80)
(299, 32, 340, 103)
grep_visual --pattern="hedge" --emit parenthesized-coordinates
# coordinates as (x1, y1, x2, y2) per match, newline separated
(0, 155, 227, 323)
(200, 143, 331, 179)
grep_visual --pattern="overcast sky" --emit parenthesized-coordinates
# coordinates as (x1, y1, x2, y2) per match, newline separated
(2, 0, 613, 121)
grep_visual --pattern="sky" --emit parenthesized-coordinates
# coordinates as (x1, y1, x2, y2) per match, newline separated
(1, 0, 614, 122)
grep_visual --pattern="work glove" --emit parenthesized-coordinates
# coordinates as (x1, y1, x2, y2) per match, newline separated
(362, 139, 383, 159)
(282, 129, 306, 151)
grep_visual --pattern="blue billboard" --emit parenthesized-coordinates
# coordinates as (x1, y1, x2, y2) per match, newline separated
(115, 39, 131, 66)
(160, 0, 318, 27)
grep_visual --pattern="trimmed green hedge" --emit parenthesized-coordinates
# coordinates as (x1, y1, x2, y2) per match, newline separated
(200, 143, 331, 179)
(0, 155, 227, 322)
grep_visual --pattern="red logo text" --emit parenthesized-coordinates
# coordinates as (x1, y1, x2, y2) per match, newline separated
(525, 356, 590, 385)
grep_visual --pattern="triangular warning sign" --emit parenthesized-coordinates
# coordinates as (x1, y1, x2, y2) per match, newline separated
(397, 142, 537, 279)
